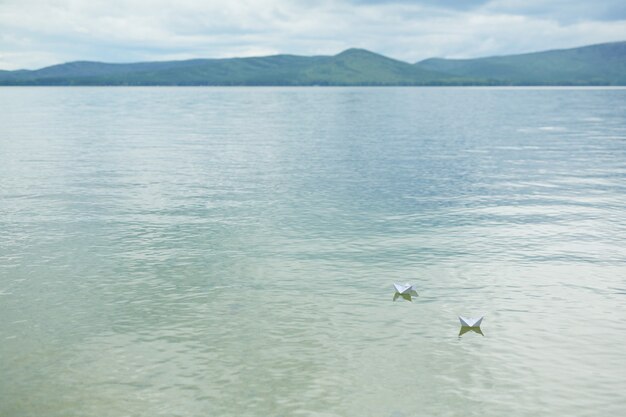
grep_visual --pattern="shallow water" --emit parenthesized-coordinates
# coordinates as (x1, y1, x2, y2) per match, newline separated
(1, 87, 625, 416)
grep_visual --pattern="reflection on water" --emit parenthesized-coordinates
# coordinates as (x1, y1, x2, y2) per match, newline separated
(1, 87, 626, 417)
(393, 292, 417, 302)
(459, 326, 485, 337)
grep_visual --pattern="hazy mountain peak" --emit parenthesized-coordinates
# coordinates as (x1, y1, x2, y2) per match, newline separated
(335, 48, 379, 57)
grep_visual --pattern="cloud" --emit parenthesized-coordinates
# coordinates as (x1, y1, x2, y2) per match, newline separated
(483, 0, 626, 22)
(0, 0, 625, 70)
(349, 0, 490, 10)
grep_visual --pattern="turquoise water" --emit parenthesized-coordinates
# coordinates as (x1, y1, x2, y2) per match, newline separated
(1, 87, 625, 416)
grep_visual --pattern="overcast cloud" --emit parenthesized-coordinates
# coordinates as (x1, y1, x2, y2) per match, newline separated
(0, 0, 625, 70)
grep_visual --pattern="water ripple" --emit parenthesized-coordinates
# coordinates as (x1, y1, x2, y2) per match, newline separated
(1, 87, 625, 417)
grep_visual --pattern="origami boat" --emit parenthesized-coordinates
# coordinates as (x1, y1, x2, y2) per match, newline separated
(393, 283, 417, 295)
(458, 316, 484, 328)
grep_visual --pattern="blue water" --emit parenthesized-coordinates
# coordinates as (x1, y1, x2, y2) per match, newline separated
(1, 87, 625, 416)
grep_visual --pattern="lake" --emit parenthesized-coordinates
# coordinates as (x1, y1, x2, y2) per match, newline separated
(1, 87, 625, 417)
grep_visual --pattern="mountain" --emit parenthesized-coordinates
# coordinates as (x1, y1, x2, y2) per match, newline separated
(0, 49, 453, 86)
(416, 41, 626, 85)
(0, 42, 624, 86)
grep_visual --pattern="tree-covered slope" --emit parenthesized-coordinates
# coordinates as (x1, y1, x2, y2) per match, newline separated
(416, 41, 626, 85)
(291, 48, 449, 85)
(0, 49, 452, 86)
(0, 42, 624, 85)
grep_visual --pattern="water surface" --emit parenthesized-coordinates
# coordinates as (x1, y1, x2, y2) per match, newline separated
(1, 87, 625, 416)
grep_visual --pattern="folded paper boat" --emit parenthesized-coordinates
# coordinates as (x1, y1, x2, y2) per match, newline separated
(458, 316, 484, 328)
(393, 283, 417, 295)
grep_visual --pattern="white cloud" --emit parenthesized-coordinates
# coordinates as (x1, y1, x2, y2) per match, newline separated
(0, 0, 624, 69)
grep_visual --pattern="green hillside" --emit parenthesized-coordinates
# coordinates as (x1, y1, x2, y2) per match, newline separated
(0, 49, 452, 86)
(416, 41, 626, 85)
(291, 49, 449, 85)
(0, 42, 624, 86)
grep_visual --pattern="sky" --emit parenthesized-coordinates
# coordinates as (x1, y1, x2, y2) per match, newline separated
(0, 0, 625, 70)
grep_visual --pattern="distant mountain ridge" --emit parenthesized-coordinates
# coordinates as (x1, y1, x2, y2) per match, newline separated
(1, 41, 625, 86)
(417, 41, 626, 85)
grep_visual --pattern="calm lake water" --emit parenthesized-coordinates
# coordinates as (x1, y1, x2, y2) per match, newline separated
(1, 87, 625, 417)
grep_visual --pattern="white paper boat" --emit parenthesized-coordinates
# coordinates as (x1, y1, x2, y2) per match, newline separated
(459, 316, 484, 328)
(393, 283, 417, 295)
